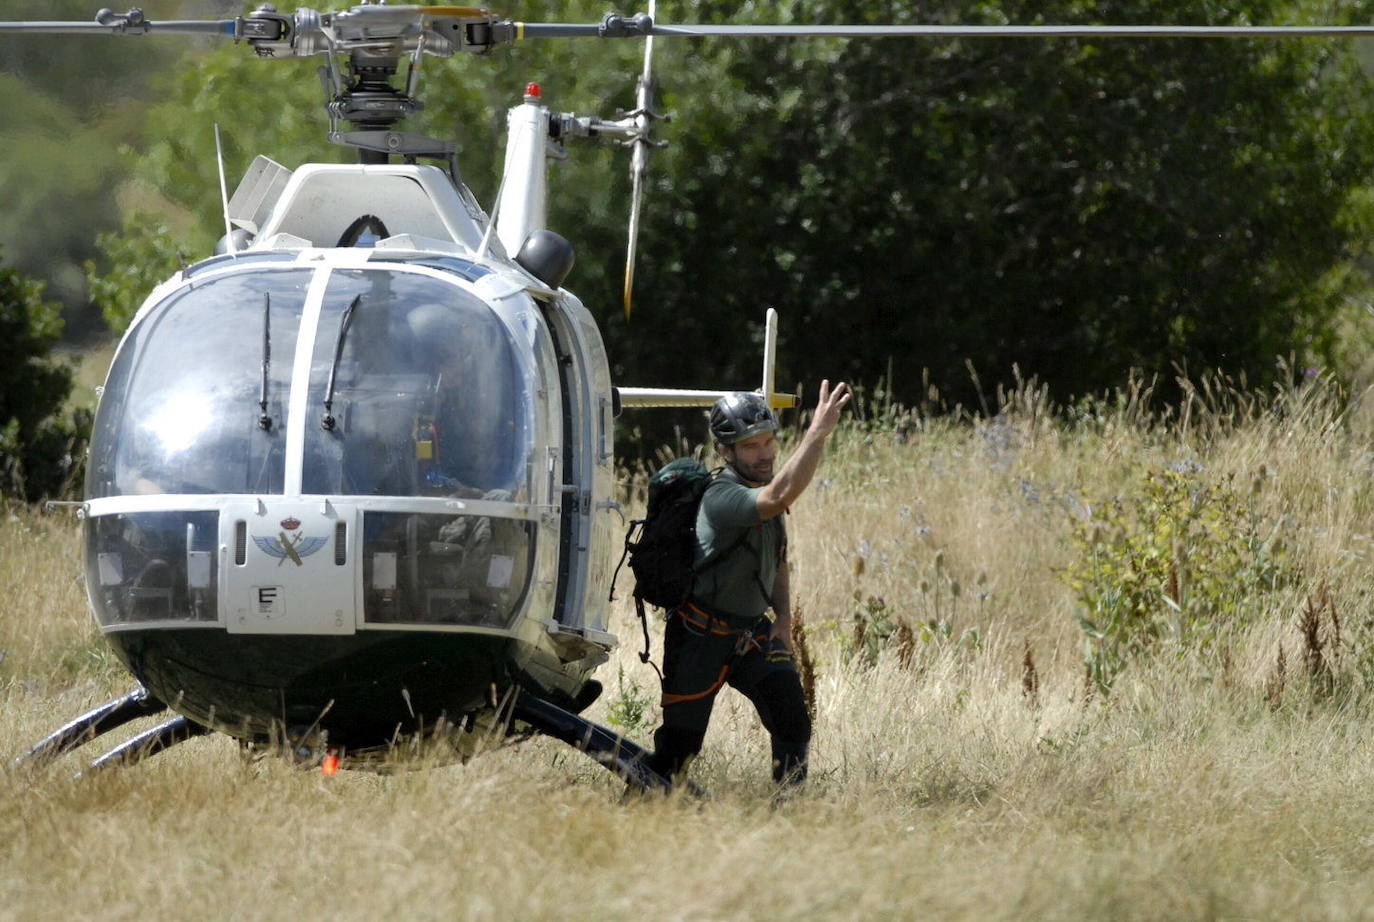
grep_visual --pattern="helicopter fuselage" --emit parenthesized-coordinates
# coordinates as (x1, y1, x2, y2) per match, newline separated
(82, 159, 620, 751)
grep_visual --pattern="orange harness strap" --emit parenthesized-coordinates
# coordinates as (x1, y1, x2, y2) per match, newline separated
(678, 602, 743, 637)
(660, 605, 766, 707)
(661, 665, 731, 706)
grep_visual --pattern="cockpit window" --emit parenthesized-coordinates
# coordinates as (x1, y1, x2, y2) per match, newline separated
(87, 270, 311, 498)
(301, 269, 535, 498)
(394, 256, 491, 283)
(184, 250, 298, 279)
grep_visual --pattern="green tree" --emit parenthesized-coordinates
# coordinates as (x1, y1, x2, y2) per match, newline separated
(0, 1, 225, 333)
(85, 214, 186, 332)
(0, 75, 124, 335)
(85, 0, 1374, 421)
(0, 256, 89, 500)
(601, 0, 1374, 410)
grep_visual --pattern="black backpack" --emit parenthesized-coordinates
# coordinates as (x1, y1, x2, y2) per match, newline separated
(611, 458, 738, 668)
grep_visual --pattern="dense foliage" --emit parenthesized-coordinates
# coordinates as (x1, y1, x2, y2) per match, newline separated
(604, 0, 1374, 409)
(0, 256, 88, 500)
(0, 0, 206, 335)
(78, 0, 1374, 418)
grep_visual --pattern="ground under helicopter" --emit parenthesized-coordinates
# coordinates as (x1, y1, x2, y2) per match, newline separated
(6, 4, 1373, 787)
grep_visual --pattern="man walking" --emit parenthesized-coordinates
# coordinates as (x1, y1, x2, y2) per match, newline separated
(649, 380, 851, 788)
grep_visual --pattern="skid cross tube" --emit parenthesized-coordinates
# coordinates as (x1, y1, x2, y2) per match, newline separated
(14, 686, 168, 768)
(511, 693, 672, 792)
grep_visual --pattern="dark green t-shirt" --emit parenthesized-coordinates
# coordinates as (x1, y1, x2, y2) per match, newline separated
(691, 467, 786, 621)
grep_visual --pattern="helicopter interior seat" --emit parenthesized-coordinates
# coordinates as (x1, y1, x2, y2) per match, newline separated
(125, 558, 176, 621)
(89, 514, 177, 622)
(337, 214, 391, 248)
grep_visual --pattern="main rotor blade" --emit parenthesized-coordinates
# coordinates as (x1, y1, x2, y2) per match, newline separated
(648, 23, 1374, 38)
(514, 20, 1374, 40)
(623, 134, 647, 320)
(623, 0, 657, 319)
(0, 19, 235, 36)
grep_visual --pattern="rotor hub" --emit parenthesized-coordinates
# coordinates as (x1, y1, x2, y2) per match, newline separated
(329, 56, 420, 131)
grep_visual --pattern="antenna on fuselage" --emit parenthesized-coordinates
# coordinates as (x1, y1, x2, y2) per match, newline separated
(214, 124, 236, 257)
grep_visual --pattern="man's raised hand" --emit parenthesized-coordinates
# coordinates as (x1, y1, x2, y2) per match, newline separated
(809, 380, 852, 437)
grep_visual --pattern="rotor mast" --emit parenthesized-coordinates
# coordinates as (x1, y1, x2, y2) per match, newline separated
(320, 49, 458, 168)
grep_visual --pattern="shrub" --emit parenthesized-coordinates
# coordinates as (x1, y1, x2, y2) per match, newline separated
(0, 256, 88, 500)
(1063, 467, 1294, 694)
(85, 212, 184, 333)
(604, 665, 656, 736)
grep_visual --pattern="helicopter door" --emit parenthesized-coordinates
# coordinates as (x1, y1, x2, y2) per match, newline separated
(541, 294, 615, 637)
(222, 501, 355, 635)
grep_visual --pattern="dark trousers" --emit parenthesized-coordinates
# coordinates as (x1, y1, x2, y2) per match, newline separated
(650, 608, 811, 785)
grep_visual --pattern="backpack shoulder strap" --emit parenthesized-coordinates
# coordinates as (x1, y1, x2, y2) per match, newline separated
(694, 468, 756, 574)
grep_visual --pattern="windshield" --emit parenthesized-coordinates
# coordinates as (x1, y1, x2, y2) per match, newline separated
(87, 270, 311, 498)
(301, 269, 535, 498)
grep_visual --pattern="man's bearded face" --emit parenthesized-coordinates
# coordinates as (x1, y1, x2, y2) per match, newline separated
(725, 431, 777, 485)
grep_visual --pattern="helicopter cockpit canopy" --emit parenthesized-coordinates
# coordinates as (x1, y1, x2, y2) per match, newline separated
(85, 260, 549, 632)
(88, 265, 536, 500)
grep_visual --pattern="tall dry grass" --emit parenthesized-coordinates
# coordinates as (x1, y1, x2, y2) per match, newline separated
(6, 373, 1374, 920)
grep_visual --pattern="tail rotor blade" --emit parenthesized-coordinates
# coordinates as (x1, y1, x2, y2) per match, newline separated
(624, 165, 645, 319)
(623, 0, 658, 319)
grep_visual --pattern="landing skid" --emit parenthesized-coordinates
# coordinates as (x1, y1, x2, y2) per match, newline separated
(16, 686, 678, 792)
(85, 716, 212, 773)
(13, 685, 170, 769)
(512, 693, 674, 793)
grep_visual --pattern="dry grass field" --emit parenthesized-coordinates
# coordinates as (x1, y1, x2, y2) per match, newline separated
(7, 375, 1374, 921)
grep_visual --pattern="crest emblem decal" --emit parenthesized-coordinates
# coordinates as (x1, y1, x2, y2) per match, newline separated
(253, 529, 328, 567)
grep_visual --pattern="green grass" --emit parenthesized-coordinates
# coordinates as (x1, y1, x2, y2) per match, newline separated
(6, 374, 1374, 919)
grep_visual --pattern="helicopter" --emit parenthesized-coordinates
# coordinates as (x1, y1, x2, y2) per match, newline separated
(6, 4, 1373, 788)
